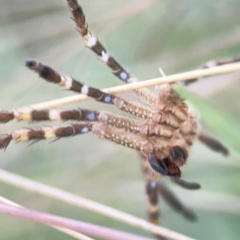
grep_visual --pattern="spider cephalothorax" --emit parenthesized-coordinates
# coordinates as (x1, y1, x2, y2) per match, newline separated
(140, 83, 198, 178)
(0, 0, 232, 236)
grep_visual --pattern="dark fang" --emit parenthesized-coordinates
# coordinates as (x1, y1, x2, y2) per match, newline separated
(149, 154, 181, 177)
(149, 154, 168, 175)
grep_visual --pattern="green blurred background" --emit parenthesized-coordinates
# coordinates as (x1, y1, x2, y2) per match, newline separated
(0, 0, 240, 239)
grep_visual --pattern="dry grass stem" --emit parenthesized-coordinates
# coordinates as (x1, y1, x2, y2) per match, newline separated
(17, 62, 240, 111)
(0, 202, 156, 240)
(0, 169, 195, 240)
(0, 196, 95, 240)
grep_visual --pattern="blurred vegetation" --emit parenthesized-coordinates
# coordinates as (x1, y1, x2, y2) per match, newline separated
(0, 0, 240, 239)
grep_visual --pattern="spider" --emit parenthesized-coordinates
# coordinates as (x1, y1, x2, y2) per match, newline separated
(0, 0, 237, 239)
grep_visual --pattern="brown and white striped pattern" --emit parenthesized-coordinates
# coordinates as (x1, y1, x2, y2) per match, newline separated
(26, 60, 156, 120)
(146, 181, 160, 226)
(0, 123, 92, 149)
(181, 57, 240, 86)
(0, 109, 99, 123)
(66, 0, 159, 107)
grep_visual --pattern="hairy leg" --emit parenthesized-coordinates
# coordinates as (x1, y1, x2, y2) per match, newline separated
(26, 60, 155, 119)
(198, 133, 229, 156)
(181, 57, 240, 86)
(66, 0, 158, 107)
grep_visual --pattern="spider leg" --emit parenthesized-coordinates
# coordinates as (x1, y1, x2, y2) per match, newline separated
(66, 0, 158, 107)
(171, 177, 201, 190)
(97, 112, 174, 138)
(140, 153, 196, 239)
(146, 181, 160, 226)
(0, 113, 174, 151)
(91, 123, 169, 153)
(0, 108, 99, 123)
(157, 182, 197, 221)
(140, 154, 197, 220)
(146, 180, 197, 238)
(146, 181, 166, 240)
(140, 153, 163, 239)
(0, 106, 175, 140)
(198, 133, 229, 156)
(26, 60, 154, 120)
(26, 60, 181, 128)
(0, 123, 92, 149)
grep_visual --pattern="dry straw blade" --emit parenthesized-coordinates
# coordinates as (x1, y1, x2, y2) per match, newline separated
(0, 196, 95, 240)
(0, 169, 195, 240)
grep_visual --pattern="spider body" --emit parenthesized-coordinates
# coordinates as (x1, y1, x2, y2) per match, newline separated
(0, 62, 198, 179)
(0, 0, 199, 179)
(0, 0, 233, 238)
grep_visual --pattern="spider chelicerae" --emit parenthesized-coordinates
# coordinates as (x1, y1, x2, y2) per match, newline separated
(1, 0, 237, 238)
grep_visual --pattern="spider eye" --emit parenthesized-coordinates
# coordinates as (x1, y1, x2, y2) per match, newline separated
(148, 154, 181, 177)
(171, 146, 186, 163)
